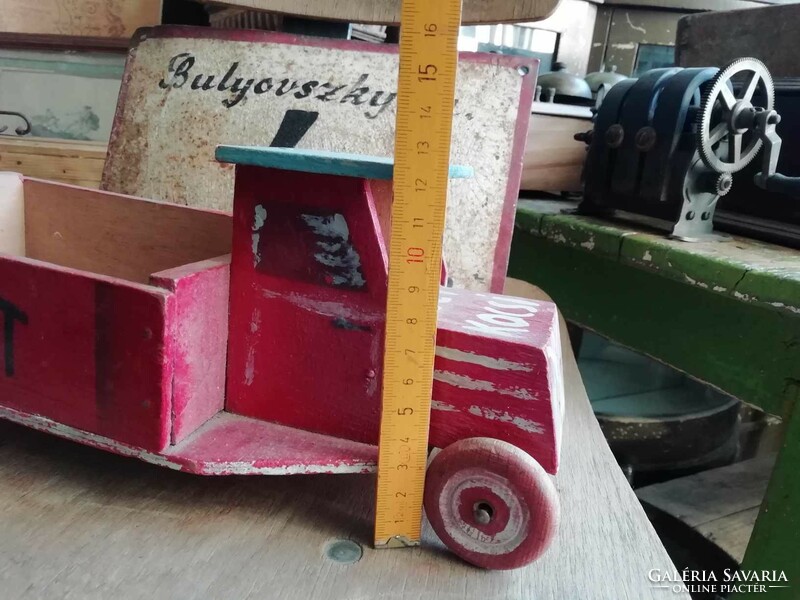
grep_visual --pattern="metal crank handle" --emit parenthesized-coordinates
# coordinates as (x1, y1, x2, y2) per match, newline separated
(752, 109, 800, 198)
(757, 173, 800, 199)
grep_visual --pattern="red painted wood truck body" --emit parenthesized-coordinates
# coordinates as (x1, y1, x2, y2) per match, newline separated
(0, 155, 563, 477)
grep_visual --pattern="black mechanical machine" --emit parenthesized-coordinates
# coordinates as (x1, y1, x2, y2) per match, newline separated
(575, 58, 800, 242)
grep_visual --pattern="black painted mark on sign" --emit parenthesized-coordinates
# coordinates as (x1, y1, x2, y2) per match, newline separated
(0, 297, 28, 377)
(270, 110, 319, 148)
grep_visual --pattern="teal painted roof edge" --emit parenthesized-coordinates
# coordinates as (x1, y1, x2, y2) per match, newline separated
(215, 145, 473, 180)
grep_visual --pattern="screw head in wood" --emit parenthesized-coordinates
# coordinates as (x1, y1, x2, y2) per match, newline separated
(324, 539, 363, 564)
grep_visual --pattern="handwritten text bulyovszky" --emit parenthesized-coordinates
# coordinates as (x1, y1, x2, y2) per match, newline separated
(159, 53, 398, 119)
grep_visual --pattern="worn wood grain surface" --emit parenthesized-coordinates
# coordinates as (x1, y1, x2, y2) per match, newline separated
(522, 108, 592, 193)
(677, 4, 800, 78)
(0, 0, 162, 38)
(0, 280, 683, 599)
(638, 455, 776, 562)
(197, 0, 561, 25)
(23, 178, 231, 285)
(0, 138, 106, 189)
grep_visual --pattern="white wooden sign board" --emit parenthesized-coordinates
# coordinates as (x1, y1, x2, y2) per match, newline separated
(103, 26, 536, 291)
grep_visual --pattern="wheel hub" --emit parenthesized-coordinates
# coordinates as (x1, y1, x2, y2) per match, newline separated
(473, 501, 495, 525)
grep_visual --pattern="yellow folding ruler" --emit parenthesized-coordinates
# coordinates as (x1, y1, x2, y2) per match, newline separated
(374, 0, 463, 548)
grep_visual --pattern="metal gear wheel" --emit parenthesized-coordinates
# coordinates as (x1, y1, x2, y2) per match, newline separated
(716, 173, 733, 196)
(697, 58, 774, 174)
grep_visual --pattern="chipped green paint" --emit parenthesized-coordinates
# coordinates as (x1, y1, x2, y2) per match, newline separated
(510, 201, 800, 594)
(740, 390, 800, 600)
(621, 235, 747, 293)
(509, 231, 800, 417)
(515, 199, 549, 234)
(541, 214, 631, 258)
(515, 201, 800, 317)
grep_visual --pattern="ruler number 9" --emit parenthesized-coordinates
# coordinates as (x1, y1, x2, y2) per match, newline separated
(424, 23, 438, 37)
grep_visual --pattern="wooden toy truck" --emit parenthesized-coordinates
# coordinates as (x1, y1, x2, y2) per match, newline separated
(0, 148, 564, 570)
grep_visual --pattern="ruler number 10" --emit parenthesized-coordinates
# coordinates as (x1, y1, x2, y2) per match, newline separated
(406, 247, 425, 264)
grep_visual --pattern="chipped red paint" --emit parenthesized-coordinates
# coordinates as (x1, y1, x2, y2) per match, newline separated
(225, 161, 563, 474)
(226, 166, 390, 445)
(150, 256, 231, 444)
(0, 254, 174, 452)
(0, 170, 561, 478)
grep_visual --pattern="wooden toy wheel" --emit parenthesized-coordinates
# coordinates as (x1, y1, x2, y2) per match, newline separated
(424, 438, 559, 570)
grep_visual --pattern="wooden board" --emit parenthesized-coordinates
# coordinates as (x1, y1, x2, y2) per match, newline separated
(638, 455, 776, 562)
(0, 172, 24, 255)
(0, 138, 107, 189)
(677, 4, 800, 78)
(522, 108, 592, 192)
(0, 279, 686, 600)
(151, 257, 231, 445)
(0, 0, 162, 39)
(512, 198, 800, 417)
(102, 26, 536, 292)
(0, 254, 175, 452)
(22, 178, 231, 285)
(0, 176, 236, 452)
(197, 0, 561, 25)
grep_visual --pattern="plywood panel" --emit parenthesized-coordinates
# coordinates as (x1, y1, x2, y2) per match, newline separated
(0, 172, 25, 255)
(0, 255, 174, 451)
(23, 178, 232, 284)
(0, 138, 106, 189)
(523, 110, 592, 192)
(1, 0, 162, 38)
(200, 0, 561, 25)
(151, 257, 231, 444)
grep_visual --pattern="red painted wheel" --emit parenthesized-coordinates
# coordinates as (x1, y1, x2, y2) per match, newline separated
(424, 437, 559, 570)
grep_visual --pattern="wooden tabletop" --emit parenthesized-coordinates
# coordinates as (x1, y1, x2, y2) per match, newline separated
(0, 280, 683, 600)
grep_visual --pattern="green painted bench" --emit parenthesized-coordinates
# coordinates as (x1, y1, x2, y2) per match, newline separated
(509, 199, 800, 600)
